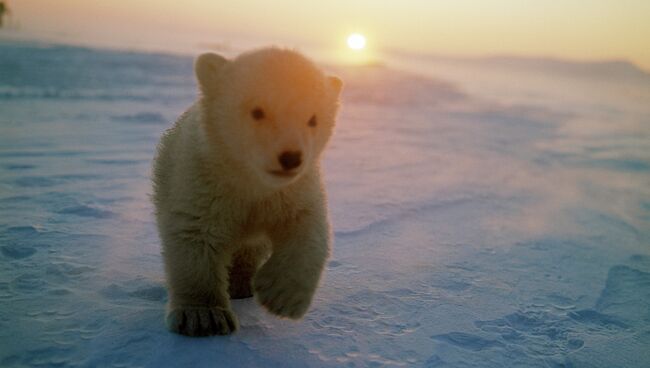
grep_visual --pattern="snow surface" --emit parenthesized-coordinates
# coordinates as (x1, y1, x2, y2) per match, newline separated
(1, 41, 649, 367)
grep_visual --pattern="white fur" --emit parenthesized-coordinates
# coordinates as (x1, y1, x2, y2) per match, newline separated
(152, 48, 342, 336)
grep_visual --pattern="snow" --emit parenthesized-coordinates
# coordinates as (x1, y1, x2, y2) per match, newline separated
(1, 40, 649, 367)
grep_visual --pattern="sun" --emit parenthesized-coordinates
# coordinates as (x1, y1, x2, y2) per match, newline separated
(347, 33, 366, 50)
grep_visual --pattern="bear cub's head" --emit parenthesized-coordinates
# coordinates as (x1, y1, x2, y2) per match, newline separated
(195, 48, 342, 188)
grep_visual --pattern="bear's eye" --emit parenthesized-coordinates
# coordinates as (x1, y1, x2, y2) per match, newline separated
(308, 115, 317, 127)
(251, 107, 265, 121)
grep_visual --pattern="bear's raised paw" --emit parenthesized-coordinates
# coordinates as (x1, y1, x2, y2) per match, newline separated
(253, 267, 313, 319)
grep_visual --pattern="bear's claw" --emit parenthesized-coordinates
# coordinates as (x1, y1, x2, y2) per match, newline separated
(166, 306, 238, 336)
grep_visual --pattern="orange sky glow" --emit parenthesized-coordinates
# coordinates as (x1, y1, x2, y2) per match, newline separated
(3, 0, 650, 70)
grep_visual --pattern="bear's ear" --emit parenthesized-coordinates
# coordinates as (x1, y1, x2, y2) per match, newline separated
(327, 75, 343, 96)
(195, 53, 228, 95)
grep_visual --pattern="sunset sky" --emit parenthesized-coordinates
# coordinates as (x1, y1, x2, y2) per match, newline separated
(5, 0, 650, 70)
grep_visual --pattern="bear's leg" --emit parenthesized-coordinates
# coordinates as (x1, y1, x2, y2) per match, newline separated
(254, 212, 330, 319)
(162, 232, 238, 336)
(228, 240, 270, 299)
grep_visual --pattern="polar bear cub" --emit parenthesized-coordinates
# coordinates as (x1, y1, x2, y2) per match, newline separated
(152, 48, 342, 336)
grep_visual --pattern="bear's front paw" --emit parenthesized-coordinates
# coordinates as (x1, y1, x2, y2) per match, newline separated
(253, 270, 313, 319)
(166, 306, 238, 336)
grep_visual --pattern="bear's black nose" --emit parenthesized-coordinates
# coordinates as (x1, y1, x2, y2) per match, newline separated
(278, 151, 302, 171)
